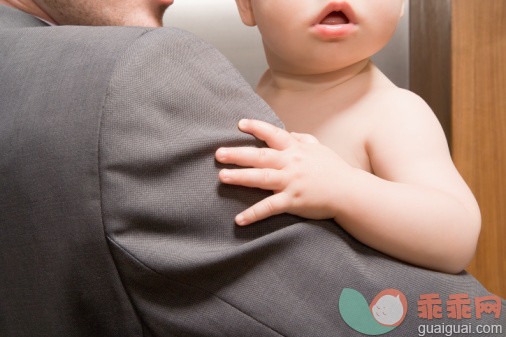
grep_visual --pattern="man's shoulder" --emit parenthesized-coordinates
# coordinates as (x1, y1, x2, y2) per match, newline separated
(1, 21, 199, 62)
(37, 25, 189, 45)
(0, 24, 211, 95)
(0, 4, 210, 67)
(4, 25, 162, 54)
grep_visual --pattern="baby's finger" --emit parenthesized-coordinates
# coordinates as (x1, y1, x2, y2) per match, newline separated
(235, 193, 291, 226)
(215, 147, 284, 169)
(219, 168, 286, 190)
(238, 119, 293, 151)
(290, 132, 320, 144)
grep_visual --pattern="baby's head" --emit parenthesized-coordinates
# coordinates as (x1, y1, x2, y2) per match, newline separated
(235, 0, 405, 75)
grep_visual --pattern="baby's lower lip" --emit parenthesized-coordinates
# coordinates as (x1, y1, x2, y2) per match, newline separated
(311, 23, 356, 39)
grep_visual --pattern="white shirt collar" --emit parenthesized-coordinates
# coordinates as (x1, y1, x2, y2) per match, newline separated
(35, 16, 56, 26)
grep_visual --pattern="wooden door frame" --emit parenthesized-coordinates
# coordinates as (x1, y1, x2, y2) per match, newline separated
(410, 0, 452, 150)
(409, 0, 506, 298)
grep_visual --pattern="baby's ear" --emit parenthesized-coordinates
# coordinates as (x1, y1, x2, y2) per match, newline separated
(235, 0, 256, 26)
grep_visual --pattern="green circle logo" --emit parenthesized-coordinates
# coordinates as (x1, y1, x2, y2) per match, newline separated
(339, 288, 408, 335)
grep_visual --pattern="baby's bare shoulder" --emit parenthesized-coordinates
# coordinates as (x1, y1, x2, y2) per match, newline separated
(364, 87, 453, 181)
(365, 87, 443, 141)
(369, 87, 432, 117)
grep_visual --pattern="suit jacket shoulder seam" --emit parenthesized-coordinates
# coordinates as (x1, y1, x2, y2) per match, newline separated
(96, 27, 153, 337)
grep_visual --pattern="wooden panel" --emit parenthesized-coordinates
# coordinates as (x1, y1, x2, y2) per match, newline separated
(452, 0, 506, 298)
(410, 0, 452, 149)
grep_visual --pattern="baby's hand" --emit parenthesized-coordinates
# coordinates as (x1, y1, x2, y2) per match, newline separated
(215, 119, 355, 226)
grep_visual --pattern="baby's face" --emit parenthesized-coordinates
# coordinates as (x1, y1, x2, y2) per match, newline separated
(236, 0, 404, 75)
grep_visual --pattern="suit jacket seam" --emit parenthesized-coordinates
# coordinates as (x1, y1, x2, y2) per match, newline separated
(97, 27, 154, 337)
(106, 235, 286, 337)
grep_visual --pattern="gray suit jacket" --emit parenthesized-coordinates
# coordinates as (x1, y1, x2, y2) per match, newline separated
(1, 5, 504, 337)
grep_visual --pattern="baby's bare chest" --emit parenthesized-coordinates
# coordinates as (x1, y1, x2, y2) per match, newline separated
(269, 90, 392, 175)
(282, 110, 375, 174)
(315, 121, 374, 174)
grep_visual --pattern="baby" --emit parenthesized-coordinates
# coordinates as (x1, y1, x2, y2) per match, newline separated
(215, 0, 481, 274)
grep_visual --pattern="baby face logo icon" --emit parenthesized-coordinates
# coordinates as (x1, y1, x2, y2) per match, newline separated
(370, 289, 407, 327)
(339, 288, 408, 335)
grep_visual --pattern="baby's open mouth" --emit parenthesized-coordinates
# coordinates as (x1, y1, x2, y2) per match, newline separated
(320, 11, 350, 25)
(311, 3, 357, 38)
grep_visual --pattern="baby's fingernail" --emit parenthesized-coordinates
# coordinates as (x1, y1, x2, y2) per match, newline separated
(236, 214, 246, 226)
(220, 169, 231, 181)
(216, 148, 228, 160)
(238, 119, 248, 128)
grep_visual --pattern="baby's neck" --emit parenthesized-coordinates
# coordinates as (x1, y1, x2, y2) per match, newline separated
(257, 58, 371, 95)
(255, 59, 396, 135)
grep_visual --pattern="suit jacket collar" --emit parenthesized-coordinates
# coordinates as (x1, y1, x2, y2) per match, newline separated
(0, 4, 50, 29)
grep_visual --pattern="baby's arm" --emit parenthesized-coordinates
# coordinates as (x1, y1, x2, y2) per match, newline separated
(334, 90, 481, 274)
(215, 93, 480, 274)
